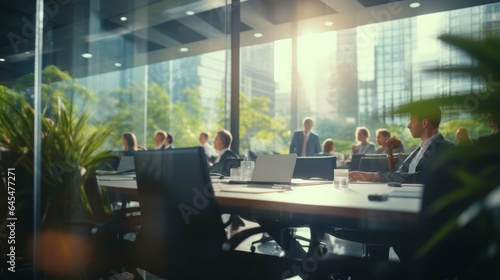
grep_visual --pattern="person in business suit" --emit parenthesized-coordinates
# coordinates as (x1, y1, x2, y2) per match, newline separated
(154, 130, 167, 150)
(208, 129, 238, 175)
(162, 132, 174, 150)
(349, 104, 454, 184)
(289, 117, 321, 156)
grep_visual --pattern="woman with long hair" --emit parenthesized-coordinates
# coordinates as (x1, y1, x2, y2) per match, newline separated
(122, 132, 138, 156)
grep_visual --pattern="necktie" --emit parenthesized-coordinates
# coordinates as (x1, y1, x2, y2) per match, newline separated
(302, 134, 308, 156)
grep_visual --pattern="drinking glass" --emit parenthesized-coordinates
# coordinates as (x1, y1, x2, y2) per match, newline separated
(334, 169, 349, 189)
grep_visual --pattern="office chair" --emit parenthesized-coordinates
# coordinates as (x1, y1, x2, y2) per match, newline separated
(293, 156, 337, 180)
(250, 156, 337, 254)
(329, 153, 410, 261)
(131, 147, 298, 279)
(358, 155, 388, 172)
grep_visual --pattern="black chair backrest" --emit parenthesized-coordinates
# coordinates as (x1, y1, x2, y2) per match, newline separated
(349, 153, 365, 171)
(358, 157, 389, 172)
(293, 156, 337, 180)
(222, 157, 244, 176)
(349, 153, 386, 171)
(134, 147, 227, 279)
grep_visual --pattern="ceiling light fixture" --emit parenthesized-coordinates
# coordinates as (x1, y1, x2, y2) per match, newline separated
(25, 51, 30, 55)
(186, 11, 195, 16)
(114, 63, 122, 67)
(0, 58, 5, 62)
(81, 53, 93, 58)
(254, 33, 263, 38)
(179, 47, 189, 52)
(324, 21, 333, 27)
(120, 16, 128, 21)
(409, 2, 421, 8)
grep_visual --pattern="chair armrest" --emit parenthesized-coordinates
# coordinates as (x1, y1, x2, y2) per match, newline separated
(222, 226, 267, 252)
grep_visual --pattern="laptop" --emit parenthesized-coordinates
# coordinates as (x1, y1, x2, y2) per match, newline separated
(96, 156, 135, 175)
(227, 154, 331, 187)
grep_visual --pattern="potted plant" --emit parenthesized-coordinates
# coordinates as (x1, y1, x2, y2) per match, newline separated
(394, 35, 500, 279)
(0, 80, 116, 278)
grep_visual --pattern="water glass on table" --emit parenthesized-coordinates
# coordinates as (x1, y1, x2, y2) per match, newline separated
(230, 167, 242, 181)
(334, 169, 349, 189)
(241, 160, 255, 181)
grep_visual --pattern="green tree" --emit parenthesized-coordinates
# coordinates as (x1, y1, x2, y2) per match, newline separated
(13, 65, 96, 118)
(170, 86, 204, 147)
(439, 118, 490, 143)
(216, 93, 289, 155)
(104, 83, 205, 150)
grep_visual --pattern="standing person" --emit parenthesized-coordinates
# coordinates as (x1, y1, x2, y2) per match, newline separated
(154, 130, 167, 150)
(375, 128, 405, 154)
(122, 132, 138, 156)
(208, 130, 238, 175)
(199, 132, 216, 161)
(349, 104, 454, 184)
(289, 117, 321, 156)
(351, 126, 376, 154)
(163, 132, 174, 150)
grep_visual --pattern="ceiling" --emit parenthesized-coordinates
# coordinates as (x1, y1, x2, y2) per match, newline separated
(0, 0, 498, 86)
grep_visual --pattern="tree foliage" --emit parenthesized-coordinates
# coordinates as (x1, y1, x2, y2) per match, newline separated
(12, 65, 96, 118)
(216, 93, 289, 155)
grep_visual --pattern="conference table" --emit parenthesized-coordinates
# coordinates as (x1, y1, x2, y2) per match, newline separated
(98, 175, 422, 233)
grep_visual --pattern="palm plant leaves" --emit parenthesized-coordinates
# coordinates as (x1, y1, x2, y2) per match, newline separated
(0, 84, 115, 224)
(399, 34, 500, 275)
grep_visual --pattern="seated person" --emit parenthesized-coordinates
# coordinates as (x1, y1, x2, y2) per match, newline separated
(375, 128, 405, 154)
(199, 131, 216, 162)
(162, 132, 174, 150)
(208, 129, 239, 176)
(349, 104, 454, 184)
(122, 132, 138, 156)
(455, 127, 472, 145)
(316, 138, 345, 168)
(352, 126, 376, 154)
(154, 130, 167, 150)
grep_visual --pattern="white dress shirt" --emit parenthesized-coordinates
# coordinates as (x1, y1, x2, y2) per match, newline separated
(408, 133, 441, 173)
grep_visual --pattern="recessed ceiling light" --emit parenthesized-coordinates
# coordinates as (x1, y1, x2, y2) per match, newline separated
(179, 47, 189, 52)
(186, 11, 195, 16)
(409, 2, 420, 8)
(254, 33, 263, 38)
(114, 63, 122, 67)
(120, 16, 128, 21)
(324, 21, 333, 27)
(81, 53, 93, 58)
(0, 58, 5, 62)
(25, 51, 30, 55)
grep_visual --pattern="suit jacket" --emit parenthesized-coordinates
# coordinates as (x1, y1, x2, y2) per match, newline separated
(289, 130, 321, 156)
(380, 133, 454, 183)
(208, 149, 239, 176)
(160, 144, 174, 150)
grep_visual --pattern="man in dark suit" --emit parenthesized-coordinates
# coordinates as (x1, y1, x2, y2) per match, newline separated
(349, 104, 454, 183)
(208, 129, 238, 175)
(161, 132, 174, 150)
(289, 117, 321, 156)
